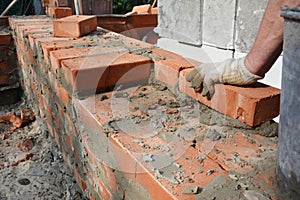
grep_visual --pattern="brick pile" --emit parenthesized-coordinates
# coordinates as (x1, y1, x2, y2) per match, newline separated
(9, 15, 281, 199)
(0, 16, 21, 105)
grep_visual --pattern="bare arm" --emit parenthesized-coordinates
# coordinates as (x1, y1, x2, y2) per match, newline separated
(245, 0, 300, 76)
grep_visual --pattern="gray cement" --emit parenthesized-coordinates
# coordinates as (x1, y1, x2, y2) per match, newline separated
(0, 100, 85, 199)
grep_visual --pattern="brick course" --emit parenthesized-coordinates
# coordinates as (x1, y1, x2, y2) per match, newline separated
(9, 15, 280, 199)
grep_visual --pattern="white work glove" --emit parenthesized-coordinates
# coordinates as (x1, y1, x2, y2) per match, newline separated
(186, 57, 263, 98)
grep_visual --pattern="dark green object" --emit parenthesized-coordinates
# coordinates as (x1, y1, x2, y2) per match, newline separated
(0, 0, 22, 15)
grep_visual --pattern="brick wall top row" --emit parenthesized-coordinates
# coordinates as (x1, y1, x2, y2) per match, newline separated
(9, 15, 280, 127)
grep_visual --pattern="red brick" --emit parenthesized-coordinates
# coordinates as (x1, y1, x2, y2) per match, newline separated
(41, 39, 94, 59)
(74, 165, 87, 191)
(17, 24, 52, 39)
(53, 15, 97, 38)
(95, 177, 112, 200)
(47, 7, 72, 18)
(150, 48, 199, 87)
(46, 121, 61, 148)
(60, 52, 151, 92)
(179, 68, 281, 126)
(49, 47, 98, 70)
(56, 83, 70, 106)
(64, 135, 73, 152)
(0, 33, 12, 45)
(27, 32, 54, 54)
(131, 4, 151, 14)
(150, 7, 158, 14)
(100, 162, 119, 192)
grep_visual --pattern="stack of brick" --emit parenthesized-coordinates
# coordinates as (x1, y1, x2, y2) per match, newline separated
(9, 15, 281, 199)
(0, 16, 21, 105)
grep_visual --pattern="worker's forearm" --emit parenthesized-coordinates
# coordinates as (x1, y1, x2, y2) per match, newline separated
(245, 0, 300, 76)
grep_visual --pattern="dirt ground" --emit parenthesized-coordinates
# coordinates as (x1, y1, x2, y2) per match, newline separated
(0, 97, 86, 200)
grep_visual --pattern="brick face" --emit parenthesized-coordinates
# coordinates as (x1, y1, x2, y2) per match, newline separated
(179, 68, 281, 126)
(9, 15, 280, 199)
(60, 52, 152, 93)
(47, 7, 72, 18)
(53, 15, 97, 37)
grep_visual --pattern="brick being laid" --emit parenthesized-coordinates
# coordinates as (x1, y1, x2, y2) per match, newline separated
(147, 48, 200, 87)
(179, 68, 280, 127)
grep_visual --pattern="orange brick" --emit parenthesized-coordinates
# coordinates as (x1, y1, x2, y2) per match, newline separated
(56, 83, 70, 106)
(95, 177, 112, 200)
(151, 48, 199, 87)
(53, 15, 97, 37)
(60, 52, 152, 92)
(17, 23, 52, 39)
(74, 165, 87, 191)
(179, 68, 281, 126)
(150, 7, 158, 14)
(0, 33, 12, 45)
(47, 7, 72, 18)
(100, 162, 119, 192)
(41, 39, 94, 59)
(27, 32, 53, 54)
(132, 4, 151, 14)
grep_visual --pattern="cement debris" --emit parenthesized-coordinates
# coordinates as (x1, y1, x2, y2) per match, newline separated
(182, 185, 201, 194)
(0, 108, 35, 131)
(0, 99, 85, 199)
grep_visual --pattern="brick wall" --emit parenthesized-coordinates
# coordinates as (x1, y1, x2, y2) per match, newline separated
(9, 15, 281, 199)
(0, 16, 21, 106)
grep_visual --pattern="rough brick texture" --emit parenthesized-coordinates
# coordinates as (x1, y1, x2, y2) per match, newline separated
(53, 15, 97, 37)
(9, 15, 281, 200)
(179, 68, 280, 126)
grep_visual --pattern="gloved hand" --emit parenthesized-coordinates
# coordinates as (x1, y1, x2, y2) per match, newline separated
(186, 57, 263, 98)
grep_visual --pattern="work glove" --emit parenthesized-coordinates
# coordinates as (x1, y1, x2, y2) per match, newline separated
(186, 57, 263, 98)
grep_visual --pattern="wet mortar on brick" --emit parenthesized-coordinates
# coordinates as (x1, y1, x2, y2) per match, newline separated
(79, 83, 278, 200)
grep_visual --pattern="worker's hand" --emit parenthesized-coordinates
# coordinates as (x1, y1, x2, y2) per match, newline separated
(186, 57, 263, 98)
